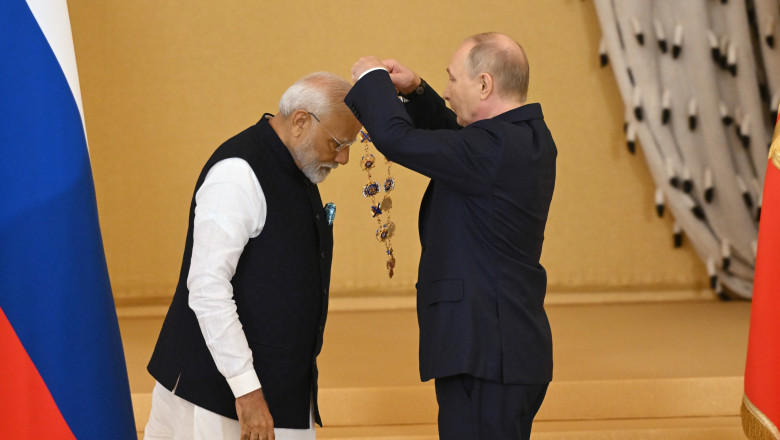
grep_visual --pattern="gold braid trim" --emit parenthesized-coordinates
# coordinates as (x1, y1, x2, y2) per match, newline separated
(742, 394, 780, 440)
(772, 140, 780, 171)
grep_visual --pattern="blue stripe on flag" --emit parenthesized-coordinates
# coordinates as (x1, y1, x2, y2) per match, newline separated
(0, 1, 136, 438)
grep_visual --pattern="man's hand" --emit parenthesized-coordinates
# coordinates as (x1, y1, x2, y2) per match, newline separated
(351, 56, 386, 83)
(381, 59, 421, 95)
(236, 389, 274, 440)
(351, 57, 422, 94)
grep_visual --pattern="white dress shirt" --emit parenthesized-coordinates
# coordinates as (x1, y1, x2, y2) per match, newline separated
(188, 157, 266, 398)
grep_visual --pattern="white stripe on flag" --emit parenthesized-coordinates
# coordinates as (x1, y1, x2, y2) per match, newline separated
(25, 0, 87, 143)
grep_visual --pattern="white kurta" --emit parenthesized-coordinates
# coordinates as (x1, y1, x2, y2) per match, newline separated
(144, 158, 315, 439)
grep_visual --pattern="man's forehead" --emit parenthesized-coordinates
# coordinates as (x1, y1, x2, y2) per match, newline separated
(449, 42, 473, 70)
(328, 115, 361, 137)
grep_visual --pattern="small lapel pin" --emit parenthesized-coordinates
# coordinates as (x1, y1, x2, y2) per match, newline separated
(324, 202, 336, 226)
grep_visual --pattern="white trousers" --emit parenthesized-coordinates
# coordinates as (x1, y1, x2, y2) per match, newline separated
(144, 382, 315, 440)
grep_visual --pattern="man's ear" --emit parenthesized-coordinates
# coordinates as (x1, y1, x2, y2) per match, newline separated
(290, 110, 310, 139)
(479, 73, 493, 99)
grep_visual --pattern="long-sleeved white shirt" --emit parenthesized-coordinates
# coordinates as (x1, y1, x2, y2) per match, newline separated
(187, 157, 266, 398)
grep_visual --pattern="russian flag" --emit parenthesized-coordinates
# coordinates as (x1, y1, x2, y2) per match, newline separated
(0, 1, 136, 438)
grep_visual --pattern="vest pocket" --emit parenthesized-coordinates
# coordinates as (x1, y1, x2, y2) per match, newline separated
(418, 279, 464, 306)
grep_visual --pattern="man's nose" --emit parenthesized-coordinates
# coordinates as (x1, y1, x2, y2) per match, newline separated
(335, 146, 350, 165)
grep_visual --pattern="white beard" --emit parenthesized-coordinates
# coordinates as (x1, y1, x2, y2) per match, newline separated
(291, 136, 339, 184)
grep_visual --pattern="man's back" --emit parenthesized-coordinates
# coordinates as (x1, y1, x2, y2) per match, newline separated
(409, 100, 557, 384)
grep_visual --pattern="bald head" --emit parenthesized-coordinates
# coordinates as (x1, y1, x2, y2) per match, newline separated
(463, 32, 529, 103)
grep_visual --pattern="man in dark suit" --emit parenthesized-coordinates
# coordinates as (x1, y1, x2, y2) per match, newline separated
(346, 32, 557, 439)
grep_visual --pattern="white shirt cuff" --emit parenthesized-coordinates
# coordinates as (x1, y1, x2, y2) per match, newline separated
(227, 369, 262, 398)
(358, 67, 388, 81)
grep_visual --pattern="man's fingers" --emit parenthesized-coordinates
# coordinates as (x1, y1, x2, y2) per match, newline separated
(351, 56, 387, 83)
(382, 58, 399, 73)
(255, 429, 273, 440)
(241, 426, 273, 440)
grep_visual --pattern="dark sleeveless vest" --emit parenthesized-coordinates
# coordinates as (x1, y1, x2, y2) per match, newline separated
(147, 115, 333, 428)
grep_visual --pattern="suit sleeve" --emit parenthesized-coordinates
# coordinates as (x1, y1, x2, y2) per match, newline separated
(403, 83, 460, 130)
(345, 70, 501, 195)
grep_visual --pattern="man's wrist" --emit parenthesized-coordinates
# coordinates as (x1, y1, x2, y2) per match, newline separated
(228, 369, 262, 398)
(357, 67, 388, 81)
(399, 78, 426, 100)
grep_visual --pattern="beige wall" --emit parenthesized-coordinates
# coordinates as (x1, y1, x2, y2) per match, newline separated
(68, 0, 707, 303)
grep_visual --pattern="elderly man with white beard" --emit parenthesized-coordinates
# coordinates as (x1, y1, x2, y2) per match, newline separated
(145, 72, 362, 440)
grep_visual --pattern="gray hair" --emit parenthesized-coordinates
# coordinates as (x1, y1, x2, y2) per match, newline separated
(465, 32, 529, 103)
(278, 72, 352, 118)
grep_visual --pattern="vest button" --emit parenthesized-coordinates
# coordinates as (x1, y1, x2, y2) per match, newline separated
(320, 250, 325, 259)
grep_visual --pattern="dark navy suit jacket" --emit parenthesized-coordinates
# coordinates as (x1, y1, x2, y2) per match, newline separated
(345, 70, 556, 384)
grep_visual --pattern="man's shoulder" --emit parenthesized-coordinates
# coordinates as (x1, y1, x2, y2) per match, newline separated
(464, 104, 556, 157)
(465, 104, 551, 141)
(213, 121, 272, 160)
(478, 103, 544, 126)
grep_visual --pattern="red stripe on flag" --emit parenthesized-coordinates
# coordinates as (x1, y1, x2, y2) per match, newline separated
(744, 114, 780, 429)
(0, 307, 76, 439)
